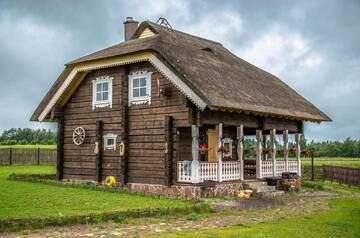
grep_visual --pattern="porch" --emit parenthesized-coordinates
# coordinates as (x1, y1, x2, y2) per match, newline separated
(177, 123, 302, 184)
(177, 160, 301, 183)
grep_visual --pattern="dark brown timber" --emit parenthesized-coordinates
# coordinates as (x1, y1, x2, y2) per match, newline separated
(164, 116, 173, 186)
(95, 120, 103, 182)
(56, 116, 64, 180)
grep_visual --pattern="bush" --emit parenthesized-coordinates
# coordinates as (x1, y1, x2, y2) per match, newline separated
(301, 180, 324, 191)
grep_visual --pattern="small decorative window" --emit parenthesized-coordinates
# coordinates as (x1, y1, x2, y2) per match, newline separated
(92, 76, 113, 109)
(103, 133, 117, 150)
(128, 71, 152, 105)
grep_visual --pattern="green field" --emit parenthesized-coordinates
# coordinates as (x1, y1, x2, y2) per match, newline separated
(302, 157, 360, 168)
(0, 144, 56, 149)
(0, 166, 191, 220)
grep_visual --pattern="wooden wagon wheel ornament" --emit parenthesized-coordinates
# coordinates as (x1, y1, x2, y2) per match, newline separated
(73, 127, 86, 145)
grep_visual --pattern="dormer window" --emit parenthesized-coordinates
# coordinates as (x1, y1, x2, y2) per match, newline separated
(92, 76, 113, 109)
(128, 71, 152, 105)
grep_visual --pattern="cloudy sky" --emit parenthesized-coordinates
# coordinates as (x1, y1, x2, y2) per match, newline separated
(0, 0, 359, 142)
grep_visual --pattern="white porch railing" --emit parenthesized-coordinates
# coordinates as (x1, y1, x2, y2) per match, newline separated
(177, 161, 192, 182)
(261, 161, 273, 178)
(199, 162, 218, 182)
(178, 161, 241, 183)
(222, 161, 241, 181)
(178, 159, 301, 183)
(288, 160, 299, 172)
(275, 161, 286, 177)
(261, 160, 300, 178)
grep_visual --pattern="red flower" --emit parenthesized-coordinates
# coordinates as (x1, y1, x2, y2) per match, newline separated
(199, 143, 208, 152)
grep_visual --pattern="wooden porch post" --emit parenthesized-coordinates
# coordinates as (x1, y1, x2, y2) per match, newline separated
(270, 129, 276, 177)
(237, 125, 244, 180)
(283, 130, 289, 172)
(216, 123, 223, 182)
(295, 133, 302, 176)
(191, 125, 200, 183)
(256, 130, 263, 179)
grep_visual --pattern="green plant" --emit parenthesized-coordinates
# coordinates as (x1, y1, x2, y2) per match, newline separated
(301, 180, 324, 191)
(186, 212, 200, 221)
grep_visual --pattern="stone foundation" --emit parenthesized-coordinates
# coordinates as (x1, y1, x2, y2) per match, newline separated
(126, 182, 246, 199)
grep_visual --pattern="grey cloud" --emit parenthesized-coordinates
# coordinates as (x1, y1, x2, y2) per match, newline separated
(0, 0, 359, 142)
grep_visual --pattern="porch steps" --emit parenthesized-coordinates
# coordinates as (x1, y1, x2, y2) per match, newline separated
(243, 181, 284, 197)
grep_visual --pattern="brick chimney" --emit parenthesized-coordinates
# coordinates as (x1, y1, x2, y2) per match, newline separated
(123, 17, 139, 41)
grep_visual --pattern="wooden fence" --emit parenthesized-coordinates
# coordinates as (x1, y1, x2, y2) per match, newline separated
(323, 165, 360, 186)
(0, 148, 56, 166)
(302, 165, 324, 180)
(302, 164, 360, 186)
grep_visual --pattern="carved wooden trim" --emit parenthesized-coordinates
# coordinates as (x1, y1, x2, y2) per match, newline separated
(38, 52, 206, 121)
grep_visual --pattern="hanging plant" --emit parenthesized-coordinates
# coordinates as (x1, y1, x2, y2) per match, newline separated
(303, 149, 313, 158)
(218, 145, 224, 153)
(199, 143, 208, 154)
(244, 145, 254, 153)
(279, 149, 288, 157)
(263, 147, 274, 155)
(289, 146, 296, 156)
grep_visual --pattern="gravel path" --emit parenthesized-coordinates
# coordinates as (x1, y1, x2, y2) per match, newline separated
(1, 193, 334, 238)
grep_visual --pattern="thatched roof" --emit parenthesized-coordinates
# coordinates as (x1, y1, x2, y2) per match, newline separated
(31, 21, 330, 122)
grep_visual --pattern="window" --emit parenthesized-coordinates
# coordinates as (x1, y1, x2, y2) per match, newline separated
(222, 138, 233, 158)
(128, 71, 152, 105)
(92, 76, 113, 109)
(103, 133, 117, 150)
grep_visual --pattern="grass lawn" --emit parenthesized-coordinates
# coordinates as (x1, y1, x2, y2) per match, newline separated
(302, 157, 360, 168)
(155, 197, 360, 238)
(0, 144, 56, 149)
(0, 166, 192, 220)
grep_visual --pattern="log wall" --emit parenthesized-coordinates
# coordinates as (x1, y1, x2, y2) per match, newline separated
(61, 62, 190, 184)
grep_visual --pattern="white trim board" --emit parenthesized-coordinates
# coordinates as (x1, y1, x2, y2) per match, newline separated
(38, 52, 207, 121)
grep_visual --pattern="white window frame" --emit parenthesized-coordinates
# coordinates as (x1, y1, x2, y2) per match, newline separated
(92, 76, 113, 109)
(128, 71, 152, 105)
(103, 133, 117, 150)
(223, 138, 233, 158)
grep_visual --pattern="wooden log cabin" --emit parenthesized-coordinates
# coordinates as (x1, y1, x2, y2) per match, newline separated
(31, 17, 330, 196)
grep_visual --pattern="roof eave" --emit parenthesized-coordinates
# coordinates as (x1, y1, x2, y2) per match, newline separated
(208, 105, 332, 123)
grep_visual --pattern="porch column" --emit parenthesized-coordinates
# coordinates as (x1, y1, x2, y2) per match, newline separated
(256, 130, 263, 179)
(295, 133, 302, 176)
(263, 134, 268, 160)
(283, 130, 289, 172)
(191, 125, 200, 183)
(216, 123, 223, 182)
(237, 125, 244, 180)
(270, 129, 276, 177)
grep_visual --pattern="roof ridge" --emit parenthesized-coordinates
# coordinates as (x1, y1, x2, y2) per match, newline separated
(145, 21, 223, 46)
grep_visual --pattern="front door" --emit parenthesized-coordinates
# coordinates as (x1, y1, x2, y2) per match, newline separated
(207, 129, 217, 162)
